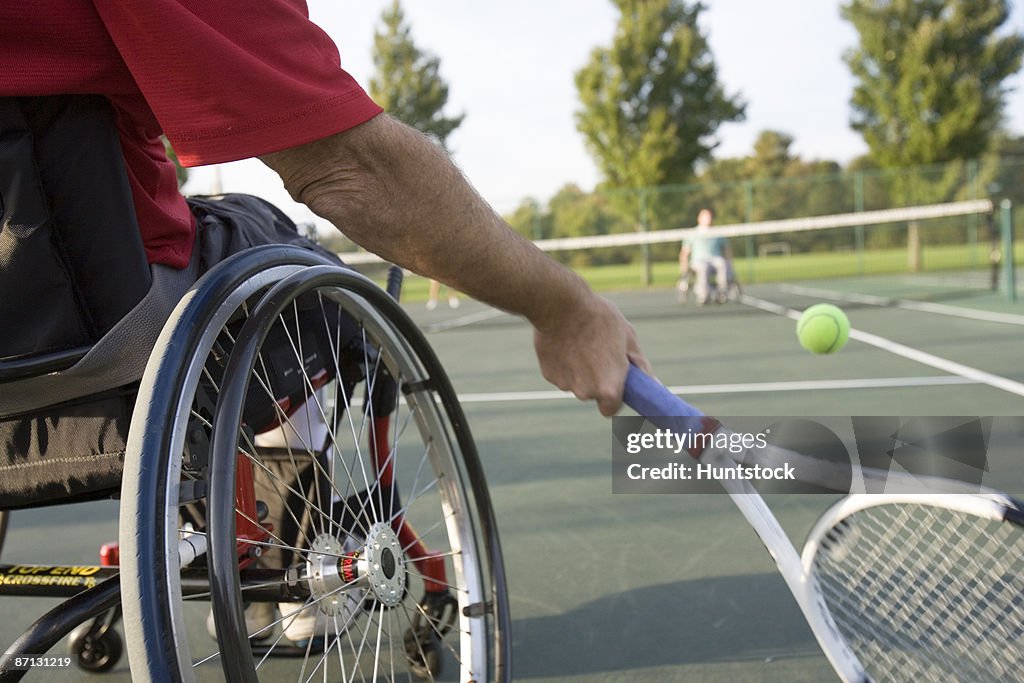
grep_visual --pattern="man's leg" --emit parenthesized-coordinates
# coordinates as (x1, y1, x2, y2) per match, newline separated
(427, 279, 441, 310)
(692, 260, 711, 305)
(253, 398, 329, 450)
(711, 256, 729, 302)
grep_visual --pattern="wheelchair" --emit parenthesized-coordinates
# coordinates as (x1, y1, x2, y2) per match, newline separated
(0, 96, 509, 682)
(676, 260, 742, 306)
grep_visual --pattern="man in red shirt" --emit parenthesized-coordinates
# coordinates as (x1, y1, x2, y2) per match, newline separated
(0, 1, 649, 415)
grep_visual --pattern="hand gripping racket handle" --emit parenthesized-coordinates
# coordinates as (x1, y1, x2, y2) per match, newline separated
(622, 365, 719, 456)
(622, 364, 704, 416)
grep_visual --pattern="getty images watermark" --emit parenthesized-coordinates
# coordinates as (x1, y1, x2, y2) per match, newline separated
(622, 428, 795, 483)
(611, 416, 1024, 495)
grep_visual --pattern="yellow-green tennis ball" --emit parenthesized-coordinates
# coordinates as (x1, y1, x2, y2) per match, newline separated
(797, 304, 850, 354)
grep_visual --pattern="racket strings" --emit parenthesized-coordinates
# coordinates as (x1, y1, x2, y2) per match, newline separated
(812, 503, 1024, 682)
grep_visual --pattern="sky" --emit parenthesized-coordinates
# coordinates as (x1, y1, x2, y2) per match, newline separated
(183, 0, 1024, 225)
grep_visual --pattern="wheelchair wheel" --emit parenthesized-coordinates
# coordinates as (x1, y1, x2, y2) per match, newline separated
(120, 249, 509, 683)
(0, 510, 8, 559)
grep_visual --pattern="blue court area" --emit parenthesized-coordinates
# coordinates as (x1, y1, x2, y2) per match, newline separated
(3, 271, 1023, 681)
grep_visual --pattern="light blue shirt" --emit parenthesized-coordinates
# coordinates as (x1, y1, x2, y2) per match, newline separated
(685, 234, 726, 261)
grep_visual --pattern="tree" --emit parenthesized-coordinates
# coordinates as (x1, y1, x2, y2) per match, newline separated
(553, 185, 634, 261)
(696, 131, 845, 222)
(370, 0, 464, 149)
(504, 198, 550, 240)
(502, 186, 633, 266)
(575, 0, 744, 194)
(842, 0, 1024, 201)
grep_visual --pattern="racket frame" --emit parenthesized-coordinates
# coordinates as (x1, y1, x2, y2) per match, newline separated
(701, 441, 871, 683)
(799, 492, 1023, 682)
(701, 436, 1022, 683)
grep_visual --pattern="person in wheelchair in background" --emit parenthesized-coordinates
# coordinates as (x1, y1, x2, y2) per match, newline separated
(677, 207, 740, 306)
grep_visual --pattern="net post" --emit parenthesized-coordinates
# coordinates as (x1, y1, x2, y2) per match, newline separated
(1001, 199, 1017, 302)
(907, 221, 923, 272)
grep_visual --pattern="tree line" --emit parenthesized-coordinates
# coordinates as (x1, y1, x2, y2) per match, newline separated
(319, 0, 1024, 265)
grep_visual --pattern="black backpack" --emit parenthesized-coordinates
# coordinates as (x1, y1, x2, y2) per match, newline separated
(0, 95, 152, 378)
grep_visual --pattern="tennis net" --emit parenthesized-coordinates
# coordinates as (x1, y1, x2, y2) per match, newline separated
(340, 199, 1018, 299)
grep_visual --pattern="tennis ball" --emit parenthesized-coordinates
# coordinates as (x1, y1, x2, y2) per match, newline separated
(796, 304, 850, 354)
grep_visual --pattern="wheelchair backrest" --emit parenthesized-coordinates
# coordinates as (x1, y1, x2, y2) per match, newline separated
(0, 95, 152, 381)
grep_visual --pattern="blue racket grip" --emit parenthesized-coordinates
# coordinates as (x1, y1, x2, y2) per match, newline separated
(623, 365, 718, 448)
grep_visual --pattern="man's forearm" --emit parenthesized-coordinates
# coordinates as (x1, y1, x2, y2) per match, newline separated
(261, 114, 589, 331)
(263, 113, 650, 415)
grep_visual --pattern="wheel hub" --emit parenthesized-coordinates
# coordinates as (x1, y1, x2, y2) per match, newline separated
(306, 534, 352, 617)
(303, 523, 407, 615)
(359, 523, 406, 608)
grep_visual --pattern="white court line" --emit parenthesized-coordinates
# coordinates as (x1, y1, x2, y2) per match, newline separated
(454, 375, 978, 404)
(422, 307, 506, 332)
(779, 283, 1024, 326)
(741, 294, 1024, 398)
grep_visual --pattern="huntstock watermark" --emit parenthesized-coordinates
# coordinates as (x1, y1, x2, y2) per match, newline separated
(612, 416, 1024, 495)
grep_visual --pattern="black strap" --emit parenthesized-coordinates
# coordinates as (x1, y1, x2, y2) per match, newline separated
(0, 95, 151, 377)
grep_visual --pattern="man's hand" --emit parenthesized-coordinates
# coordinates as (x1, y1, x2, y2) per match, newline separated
(533, 294, 651, 417)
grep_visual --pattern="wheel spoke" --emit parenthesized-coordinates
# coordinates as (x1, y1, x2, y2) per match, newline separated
(133, 273, 500, 682)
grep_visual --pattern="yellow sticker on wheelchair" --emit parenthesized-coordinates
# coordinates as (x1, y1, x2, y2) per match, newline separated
(0, 565, 101, 587)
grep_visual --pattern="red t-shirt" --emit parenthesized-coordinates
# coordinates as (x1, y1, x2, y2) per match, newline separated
(0, 1, 382, 268)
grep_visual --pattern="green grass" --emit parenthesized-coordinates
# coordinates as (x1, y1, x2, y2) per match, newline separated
(568, 242, 1024, 293)
(364, 242, 1023, 302)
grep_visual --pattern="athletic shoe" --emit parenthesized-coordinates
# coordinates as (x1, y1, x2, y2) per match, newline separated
(278, 601, 329, 646)
(206, 601, 276, 642)
(425, 299, 438, 311)
(448, 296, 460, 309)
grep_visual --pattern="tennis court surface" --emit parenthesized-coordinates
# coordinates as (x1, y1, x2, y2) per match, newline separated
(3, 261, 1022, 682)
(425, 273, 1024, 682)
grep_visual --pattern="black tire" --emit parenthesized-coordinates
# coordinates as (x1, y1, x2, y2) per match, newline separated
(121, 252, 509, 682)
(120, 246, 342, 683)
(0, 510, 8, 560)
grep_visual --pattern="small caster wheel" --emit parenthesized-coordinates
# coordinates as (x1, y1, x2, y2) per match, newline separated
(68, 622, 123, 673)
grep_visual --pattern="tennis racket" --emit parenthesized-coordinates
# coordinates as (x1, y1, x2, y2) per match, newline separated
(622, 365, 1024, 682)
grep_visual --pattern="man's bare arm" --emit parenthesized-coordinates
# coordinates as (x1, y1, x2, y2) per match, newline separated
(261, 113, 649, 415)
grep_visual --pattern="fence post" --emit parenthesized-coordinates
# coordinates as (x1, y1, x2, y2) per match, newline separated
(1002, 199, 1017, 303)
(967, 159, 979, 267)
(854, 171, 865, 276)
(744, 181, 755, 283)
(531, 199, 543, 240)
(639, 188, 652, 287)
